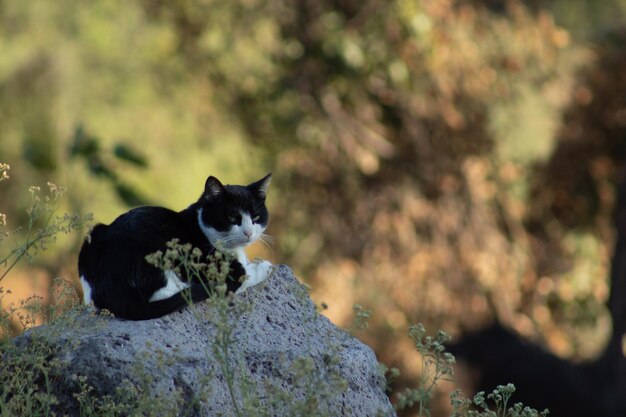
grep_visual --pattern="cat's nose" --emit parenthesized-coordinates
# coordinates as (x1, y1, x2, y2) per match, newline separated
(243, 230, 252, 239)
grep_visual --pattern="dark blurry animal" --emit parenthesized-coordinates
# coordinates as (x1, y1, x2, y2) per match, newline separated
(447, 323, 599, 417)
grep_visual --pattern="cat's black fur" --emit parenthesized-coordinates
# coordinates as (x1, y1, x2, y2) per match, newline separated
(78, 174, 271, 320)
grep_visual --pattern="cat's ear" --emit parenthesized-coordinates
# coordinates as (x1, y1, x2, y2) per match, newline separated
(204, 176, 225, 200)
(248, 173, 272, 199)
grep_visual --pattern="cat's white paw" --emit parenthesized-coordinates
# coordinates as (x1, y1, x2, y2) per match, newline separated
(236, 260, 273, 294)
(254, 260, 273, 282)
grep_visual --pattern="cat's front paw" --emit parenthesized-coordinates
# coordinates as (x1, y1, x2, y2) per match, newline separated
(254, 260, 273, 281)
(236, 260, 273, 294)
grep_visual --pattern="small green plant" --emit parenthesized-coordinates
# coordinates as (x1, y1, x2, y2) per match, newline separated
(0, 334, 60, 417)
(0, 162, 91, 340)
(0, 169, 92, 283)
(72, 346, 190, 417)
(348, 303, 372, 335)
(392, 323, 549, 417)
(145, 239, 234, 301)
(449, 384, 549, 417)
(394, 324, 455, 415)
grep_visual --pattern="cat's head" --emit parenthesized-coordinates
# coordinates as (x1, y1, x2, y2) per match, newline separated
(197, 173, 271, 250)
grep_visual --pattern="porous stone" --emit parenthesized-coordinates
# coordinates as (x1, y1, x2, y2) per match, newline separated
(12, 265, 396, 417)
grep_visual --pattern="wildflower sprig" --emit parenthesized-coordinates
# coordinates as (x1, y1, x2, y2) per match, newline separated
(395, 324, 455, 414)
(394, 324, 549, 417)
(0, 162, 9, 182)
(0, 178, 92, 282)
(348, 303, 372, 335)
(145, 239, 234, 301)
(450, 384, 549, 417)
(0, 162, 10, 230)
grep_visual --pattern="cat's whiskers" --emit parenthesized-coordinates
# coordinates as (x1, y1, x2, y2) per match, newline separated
(257, 233, 275, 256)
(259, 233, 274, 246)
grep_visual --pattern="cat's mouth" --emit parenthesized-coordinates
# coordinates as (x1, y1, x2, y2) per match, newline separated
(241, 235, 258, 246)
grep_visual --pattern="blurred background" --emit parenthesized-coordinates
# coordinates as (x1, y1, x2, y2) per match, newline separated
(1, 0, 626, 415)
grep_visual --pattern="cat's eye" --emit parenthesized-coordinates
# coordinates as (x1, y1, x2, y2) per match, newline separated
(252, 215, 260, 222)
(228, 215, 239, 224)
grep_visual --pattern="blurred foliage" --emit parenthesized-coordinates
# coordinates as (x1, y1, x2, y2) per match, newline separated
(1, 0, 626, 415)
(69, 125, 151, 206)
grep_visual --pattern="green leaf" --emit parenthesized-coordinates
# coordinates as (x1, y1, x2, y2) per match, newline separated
(113, 143, 148, 168)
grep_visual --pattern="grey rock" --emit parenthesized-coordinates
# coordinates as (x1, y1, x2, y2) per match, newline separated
(12, 265, 396, 417)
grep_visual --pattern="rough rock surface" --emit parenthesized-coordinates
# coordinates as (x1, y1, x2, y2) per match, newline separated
(13, 265, 395, 417)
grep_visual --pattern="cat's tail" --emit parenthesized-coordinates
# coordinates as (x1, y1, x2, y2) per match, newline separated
(126, 283, 212, 320)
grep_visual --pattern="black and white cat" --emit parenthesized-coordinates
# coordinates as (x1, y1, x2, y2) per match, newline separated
(78, 174, 273, 320)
